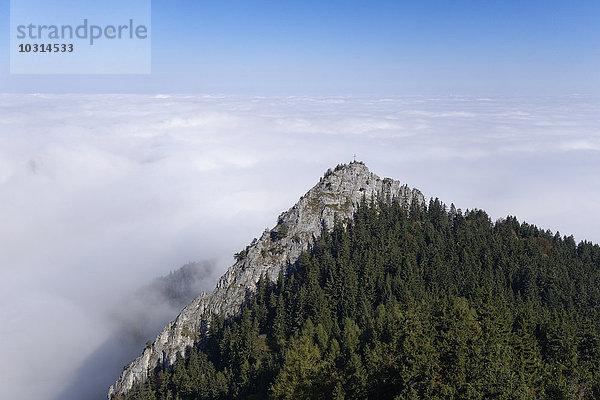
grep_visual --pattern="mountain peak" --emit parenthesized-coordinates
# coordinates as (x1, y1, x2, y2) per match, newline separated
(323, 160, 369, 175)
(108, 164, 424, 399)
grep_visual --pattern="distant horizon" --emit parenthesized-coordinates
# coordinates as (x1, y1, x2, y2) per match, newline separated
(3, 91, 599, 98)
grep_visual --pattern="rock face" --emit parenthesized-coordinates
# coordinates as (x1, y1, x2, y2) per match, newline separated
(108, 162, 424, 399)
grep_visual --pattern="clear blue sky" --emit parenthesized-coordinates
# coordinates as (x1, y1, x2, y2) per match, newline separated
(1, 0, 599, 95)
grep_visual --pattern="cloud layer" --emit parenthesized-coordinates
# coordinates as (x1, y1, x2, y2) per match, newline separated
(0, 93, 598, 399)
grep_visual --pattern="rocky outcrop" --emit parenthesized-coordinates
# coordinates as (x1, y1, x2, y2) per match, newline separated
(108, 162, 424, 399)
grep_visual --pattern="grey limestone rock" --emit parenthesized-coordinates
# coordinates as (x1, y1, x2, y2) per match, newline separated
(108, 162, 424, 399)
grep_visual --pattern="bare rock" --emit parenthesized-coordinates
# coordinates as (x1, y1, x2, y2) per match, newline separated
(108, 162, 423, 399)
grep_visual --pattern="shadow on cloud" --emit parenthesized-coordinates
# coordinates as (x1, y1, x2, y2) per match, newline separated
(54, 261, 216, 400)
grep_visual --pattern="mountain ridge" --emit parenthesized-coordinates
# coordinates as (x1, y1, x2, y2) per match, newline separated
(108, 162, 424, 398)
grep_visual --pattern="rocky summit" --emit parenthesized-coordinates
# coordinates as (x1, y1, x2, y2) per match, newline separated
(108, 162, 423, 399)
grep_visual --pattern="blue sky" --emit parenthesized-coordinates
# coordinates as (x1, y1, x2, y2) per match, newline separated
(1, 0, 599, 94)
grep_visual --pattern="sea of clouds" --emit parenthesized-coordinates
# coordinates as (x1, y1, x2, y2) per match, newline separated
(0, 93, 598, 400)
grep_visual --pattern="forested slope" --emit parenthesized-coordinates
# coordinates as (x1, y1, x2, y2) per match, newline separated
(121, 197, 600, 400)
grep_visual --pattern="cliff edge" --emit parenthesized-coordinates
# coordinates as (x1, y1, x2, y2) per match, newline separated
(108, 162, 424, 399)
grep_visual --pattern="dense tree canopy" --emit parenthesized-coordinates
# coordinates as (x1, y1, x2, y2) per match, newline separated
(120, 197, 600, 400)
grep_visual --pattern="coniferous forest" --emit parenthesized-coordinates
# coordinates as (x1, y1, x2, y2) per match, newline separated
(121, 197, 600, 400)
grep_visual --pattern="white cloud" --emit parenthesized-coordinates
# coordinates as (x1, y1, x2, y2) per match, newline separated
(0, 93, 598, 399)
